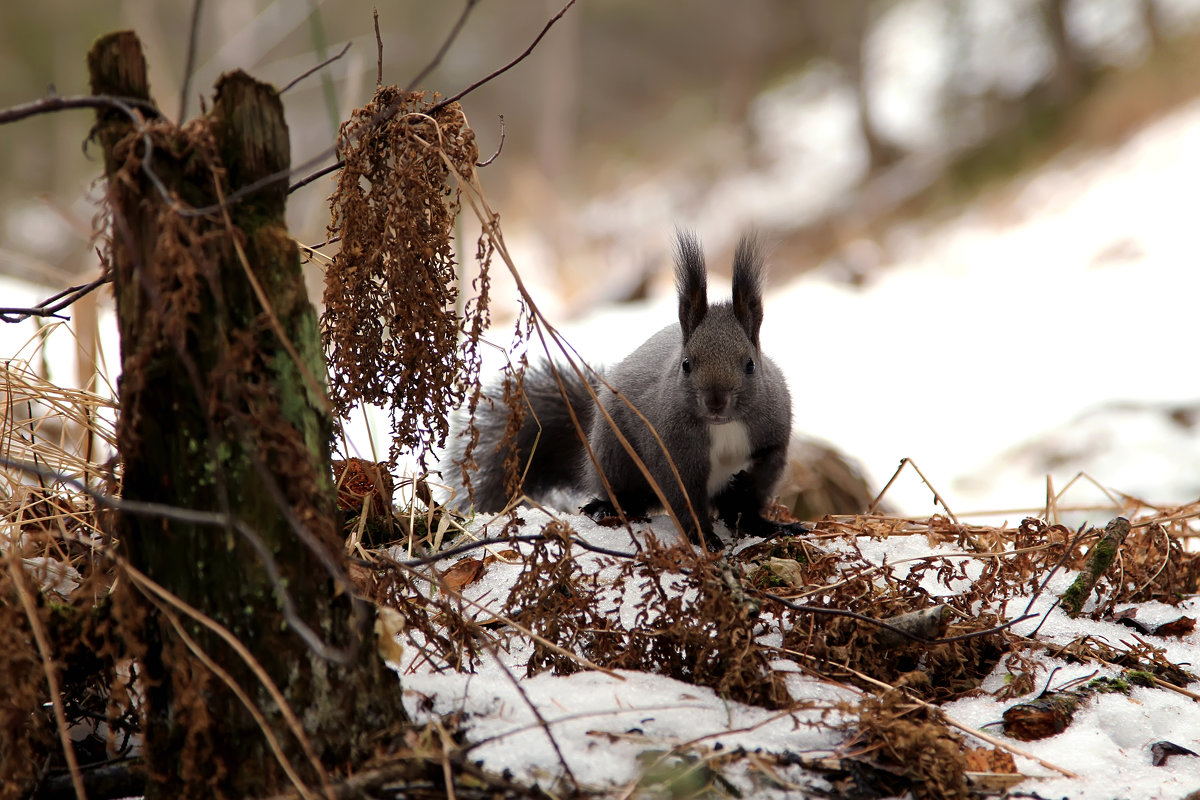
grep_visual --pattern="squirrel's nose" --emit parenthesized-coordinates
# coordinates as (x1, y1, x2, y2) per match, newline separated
(704, 391, 730, 416)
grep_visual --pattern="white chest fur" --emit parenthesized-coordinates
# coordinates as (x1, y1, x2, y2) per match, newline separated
(707, 422, 752, 496)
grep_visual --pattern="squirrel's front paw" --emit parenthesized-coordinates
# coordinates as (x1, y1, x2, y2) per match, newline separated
(771, 520, 812, 537)
(580, 499, 650, 527)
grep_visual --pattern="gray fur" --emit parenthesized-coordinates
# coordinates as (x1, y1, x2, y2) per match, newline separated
(448, 231, 800, 549)
(443, 361, 596, 512)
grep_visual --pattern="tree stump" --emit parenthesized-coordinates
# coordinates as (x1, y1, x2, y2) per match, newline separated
(89, 30, 405, 799)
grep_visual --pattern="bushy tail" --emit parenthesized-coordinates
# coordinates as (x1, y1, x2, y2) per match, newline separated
(442, 362, 596, 512)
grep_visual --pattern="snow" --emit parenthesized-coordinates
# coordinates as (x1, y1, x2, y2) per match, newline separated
(390, 507, 1200, 798)
(946, 672, 1200, 798)
(403, 664, 851, 791)
(394, 510, 862, 795)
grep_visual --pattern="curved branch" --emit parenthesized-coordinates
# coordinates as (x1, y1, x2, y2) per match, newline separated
(0, 93, 161, 126)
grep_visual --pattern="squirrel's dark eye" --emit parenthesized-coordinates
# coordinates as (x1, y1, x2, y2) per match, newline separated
(681, 357, 691, 374)
(745, 358, 755, 375)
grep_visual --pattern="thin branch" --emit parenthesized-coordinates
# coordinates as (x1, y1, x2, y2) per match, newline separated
(287, 158, 344, 194)
(287, 0, 574, 195)
(0, 273, 111, 324)
(405, 0, 481, 93)
(491, 654, 581, 790)
(385, 515, 1027, 646)
(1025, 520, 1092, 638)
(373, 7, 383, 87)
(907, 457, 959, 524)
(393, 530, 638, 568)
(1059, 516, 1130, 617)
(475, 115, 505, 167)
(280, 41, 353, 95)
(459, 702, 709, 757)
(0, 93, 160, 126)
(431, 0, 577, 111)
(178, 0, 205, 124)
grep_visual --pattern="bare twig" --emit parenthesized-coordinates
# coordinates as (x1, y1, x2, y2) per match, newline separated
(475, 115, 505, 167)
(432, 0, 577, 111)
(280, 41, 353, 95)
(866, 458, 906, 515)
(1024, 521, 1092, 638)
(492, 656, 580, 789)
(395, 531, 637, 567)
(384, 512, 1031, 647)
(287, 159, 344, 194)
(0, 93, 160, 126)
(0, 273, 111, 324)
(178, 0, 205, 124)
(373, 8, 383, 87)
(760, 589, 1035, 645)
(1059, 516, 1131, 617)
(460, 702, 710, 757)
(405, 0, 481, 93)
(285, 1, 570, 200)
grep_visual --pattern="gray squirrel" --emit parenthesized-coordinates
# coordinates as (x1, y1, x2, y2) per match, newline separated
(448, 231, 808, 549)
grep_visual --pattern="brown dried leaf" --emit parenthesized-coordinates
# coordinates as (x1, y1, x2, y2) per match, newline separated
(374, 606, 407, 664)
(1152, 616, 1196, 637)
(441, 558, 486, 590)
(483, 549, 520, 565)
(963, 746, 1018, 774)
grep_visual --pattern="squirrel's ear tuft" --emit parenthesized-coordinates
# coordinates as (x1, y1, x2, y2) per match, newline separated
(674, 229, 708, 341)
(732, 233, 764, 348)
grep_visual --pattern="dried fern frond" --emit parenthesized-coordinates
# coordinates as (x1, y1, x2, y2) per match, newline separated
(323, 87, 488, 466)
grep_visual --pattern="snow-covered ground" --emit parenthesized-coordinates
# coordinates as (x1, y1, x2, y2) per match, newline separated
(376, 98, 1200, 796)
(394, 509, 1200, 799)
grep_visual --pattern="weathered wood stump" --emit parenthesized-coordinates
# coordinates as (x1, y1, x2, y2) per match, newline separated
(89, 30, 405, 799)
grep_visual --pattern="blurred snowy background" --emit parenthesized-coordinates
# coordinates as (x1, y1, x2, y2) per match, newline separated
(2, 0, 1199, 522)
